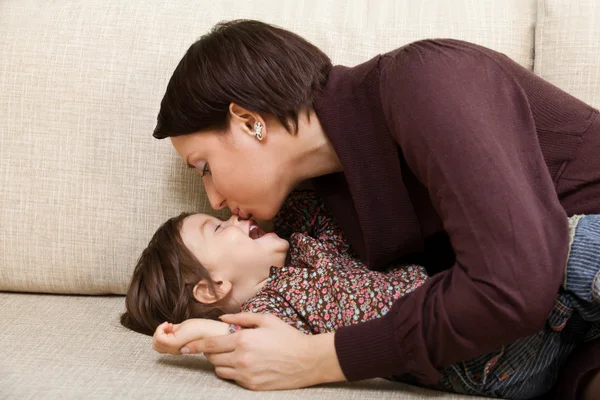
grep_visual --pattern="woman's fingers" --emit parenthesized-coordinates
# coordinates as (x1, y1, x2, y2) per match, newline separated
(214, 366, 237, 381)
(205, 351, 235, 367)
(181, 333, 237, 354)
(219, 312, 278, 328)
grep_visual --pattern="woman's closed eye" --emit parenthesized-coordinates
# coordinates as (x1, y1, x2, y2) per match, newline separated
(192, 161, 211, 177)
(200, 163, 211, 177)
(215, 223, 221, 232)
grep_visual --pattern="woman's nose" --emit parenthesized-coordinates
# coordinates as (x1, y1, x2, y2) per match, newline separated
(204, 179, 226, 210)
(208, 194, 226, 211)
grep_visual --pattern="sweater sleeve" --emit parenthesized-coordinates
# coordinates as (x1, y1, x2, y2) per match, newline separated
(333, 42, 569, 383)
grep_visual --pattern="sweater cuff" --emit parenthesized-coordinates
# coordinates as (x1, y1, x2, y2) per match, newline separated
(334, 314, 410, 382)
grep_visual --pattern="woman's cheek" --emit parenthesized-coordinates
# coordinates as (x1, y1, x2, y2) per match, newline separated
(257, 200, 281, 221)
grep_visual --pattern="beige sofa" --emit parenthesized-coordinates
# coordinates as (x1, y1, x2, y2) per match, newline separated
(1, 1, 599, 398)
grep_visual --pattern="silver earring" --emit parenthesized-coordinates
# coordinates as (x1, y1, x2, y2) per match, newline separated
(254, 122, 263, 141)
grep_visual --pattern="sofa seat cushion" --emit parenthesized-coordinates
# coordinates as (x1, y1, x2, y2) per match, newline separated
(0, 292, 486, 399)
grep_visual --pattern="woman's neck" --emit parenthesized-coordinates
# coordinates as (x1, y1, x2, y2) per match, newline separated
(285, 110, 343, 183)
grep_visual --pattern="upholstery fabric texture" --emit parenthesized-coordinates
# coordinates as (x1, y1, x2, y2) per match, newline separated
(10, 0, 600, 398)
(0, 0, 536, 294)
(0, 292, 483, 399)
(535, 0, 600, 108)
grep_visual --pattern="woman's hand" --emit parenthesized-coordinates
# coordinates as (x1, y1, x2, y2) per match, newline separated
(152, 318, 229, 355)
(180, 313, 346, 390)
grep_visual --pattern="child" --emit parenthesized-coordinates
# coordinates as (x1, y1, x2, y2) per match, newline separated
(122, 189, 427, 337)
(121, 190, 600, 399)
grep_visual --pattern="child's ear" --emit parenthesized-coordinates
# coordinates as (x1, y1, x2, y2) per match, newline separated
(192, 279, 232, 304)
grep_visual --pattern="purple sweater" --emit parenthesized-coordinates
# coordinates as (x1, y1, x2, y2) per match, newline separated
(311, 39, 600, 394)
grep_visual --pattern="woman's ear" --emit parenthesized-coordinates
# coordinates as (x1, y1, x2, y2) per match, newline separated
(192, 279, 232, 304)
(229, 103, 266, 140)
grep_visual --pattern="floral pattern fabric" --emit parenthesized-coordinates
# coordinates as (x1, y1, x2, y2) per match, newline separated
(230, 190, 428, 334)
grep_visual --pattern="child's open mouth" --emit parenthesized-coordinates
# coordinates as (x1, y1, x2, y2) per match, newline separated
(249, 221, 263, 240)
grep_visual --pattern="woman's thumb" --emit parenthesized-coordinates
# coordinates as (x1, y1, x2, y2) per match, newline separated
(219, 312, 270, 328)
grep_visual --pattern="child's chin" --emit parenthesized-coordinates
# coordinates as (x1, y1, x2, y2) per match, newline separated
(255, 232, 280, 242)
(256, 232, 289, 249)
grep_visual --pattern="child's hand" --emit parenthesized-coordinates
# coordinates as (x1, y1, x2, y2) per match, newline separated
(153, 318, 230, 355)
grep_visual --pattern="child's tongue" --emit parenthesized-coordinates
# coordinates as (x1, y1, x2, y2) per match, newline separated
(249, 224, 262, 240)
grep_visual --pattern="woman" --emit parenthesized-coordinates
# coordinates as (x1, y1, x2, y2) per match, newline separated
(152, 20, 600, 399)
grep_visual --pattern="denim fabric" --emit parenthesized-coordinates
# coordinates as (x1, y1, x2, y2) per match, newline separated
(434, 215, 600, 399)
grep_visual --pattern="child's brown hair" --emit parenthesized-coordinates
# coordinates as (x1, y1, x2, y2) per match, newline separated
(120, 212, 224, 336)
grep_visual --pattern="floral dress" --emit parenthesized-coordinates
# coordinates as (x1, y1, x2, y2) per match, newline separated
(230, 189, 428, 335)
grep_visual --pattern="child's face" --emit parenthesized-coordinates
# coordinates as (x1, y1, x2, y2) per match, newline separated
(180, 213, 289, 309)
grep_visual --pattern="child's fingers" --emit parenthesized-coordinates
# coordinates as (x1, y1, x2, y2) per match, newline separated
(153, 337, 178, 354)
(152, 322, 184, 355)
(153, 321, 168, 336)
(157, 321, 169, 330)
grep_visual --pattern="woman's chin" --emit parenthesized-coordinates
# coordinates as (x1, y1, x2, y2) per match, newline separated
(253, 201, 284, 222)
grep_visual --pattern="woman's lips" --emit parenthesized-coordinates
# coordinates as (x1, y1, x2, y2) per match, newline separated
(236, 209, 252, 220)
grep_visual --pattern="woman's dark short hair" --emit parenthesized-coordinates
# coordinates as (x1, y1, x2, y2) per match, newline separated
(153, 19, 332, 139)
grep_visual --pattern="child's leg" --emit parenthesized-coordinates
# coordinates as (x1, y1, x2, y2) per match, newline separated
(564, 214, 600, 316)
(551, 214, 600, 399)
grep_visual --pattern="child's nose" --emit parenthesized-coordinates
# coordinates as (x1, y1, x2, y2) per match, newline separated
(225, 214, 244, 228)
(225, 215, 238, 224)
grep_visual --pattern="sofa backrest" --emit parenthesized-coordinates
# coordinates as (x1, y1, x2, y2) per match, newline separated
(0, 0, 541, 294)
(535, 0, 600, 108)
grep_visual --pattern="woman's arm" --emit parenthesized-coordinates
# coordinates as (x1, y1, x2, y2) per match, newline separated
(332, 42, 569, 383)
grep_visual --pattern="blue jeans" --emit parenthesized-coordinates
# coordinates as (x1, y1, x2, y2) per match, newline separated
(435, 215, 600, 399)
